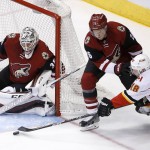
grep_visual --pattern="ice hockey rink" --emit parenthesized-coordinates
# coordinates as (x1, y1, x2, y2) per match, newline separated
(0, 0, 150, 150)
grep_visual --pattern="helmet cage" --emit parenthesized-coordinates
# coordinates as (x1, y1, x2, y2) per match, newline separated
(20, 27, 39, 58)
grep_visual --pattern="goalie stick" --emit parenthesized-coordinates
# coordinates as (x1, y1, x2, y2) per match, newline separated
(46, 63, 86, 88)
(0, 64, 86, 114)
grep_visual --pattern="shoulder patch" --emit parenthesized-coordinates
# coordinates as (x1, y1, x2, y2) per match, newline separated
(84, 36, 90, 45)
(42, 52, 49, 60)
(117, 26, 125, 32)
(8, 33, 16, 38)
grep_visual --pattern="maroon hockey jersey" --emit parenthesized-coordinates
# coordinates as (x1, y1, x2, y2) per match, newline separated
(84, 21, 142, 72)
(0, 33, 54, 83)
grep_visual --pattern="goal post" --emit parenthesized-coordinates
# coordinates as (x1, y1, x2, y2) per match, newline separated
(13, 0, 62, 116)
(0, 0, 87, 116)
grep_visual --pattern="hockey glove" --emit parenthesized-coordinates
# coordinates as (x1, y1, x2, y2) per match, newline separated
(50, 62, 65, 79)
(114, 62, 130, 76)
(135, 98, 150, 115)
(98, 97, 114, 117)
(135, 106, 150, 116)
(134, 97, 149, 108)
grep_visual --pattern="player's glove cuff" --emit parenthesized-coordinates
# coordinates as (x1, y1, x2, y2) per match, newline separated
(98, 97, 114, 117)
(114, 63, 130, 76)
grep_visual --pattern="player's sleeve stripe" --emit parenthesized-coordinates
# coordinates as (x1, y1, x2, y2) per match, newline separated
(99, 60, 115, 73)
(128, 50, 142, 57)
(122, 91, 135, 104)
(99, 59, 109, 70)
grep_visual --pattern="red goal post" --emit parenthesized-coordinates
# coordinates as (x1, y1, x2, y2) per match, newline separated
(13, 0, 62, 116)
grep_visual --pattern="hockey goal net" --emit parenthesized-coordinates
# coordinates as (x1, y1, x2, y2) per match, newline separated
(0, 0, 114, 117)
(0, 0, 87, 116)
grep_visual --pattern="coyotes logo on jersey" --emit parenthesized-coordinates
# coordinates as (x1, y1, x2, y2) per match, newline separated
(11, 63, 31, 78)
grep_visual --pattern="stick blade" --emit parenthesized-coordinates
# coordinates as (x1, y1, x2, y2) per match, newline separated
(18, 126, 32, 132)
(17, 114, 92, 132)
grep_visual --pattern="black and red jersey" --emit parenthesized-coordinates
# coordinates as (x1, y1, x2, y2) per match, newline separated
(84, 21, 142, 72)
(0, 33, 55, 83)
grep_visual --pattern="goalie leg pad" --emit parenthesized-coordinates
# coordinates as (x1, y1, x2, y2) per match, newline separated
(1, 86, 16, 93)
(6, 97, 55, 116)
(1, 94, 55, 116)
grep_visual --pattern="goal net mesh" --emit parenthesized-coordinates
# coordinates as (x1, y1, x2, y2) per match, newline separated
(0, 0, 113, 117)
(0, 0, 87, 116)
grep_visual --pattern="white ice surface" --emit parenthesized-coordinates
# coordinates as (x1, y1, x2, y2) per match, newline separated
(0, 0, 150, 150)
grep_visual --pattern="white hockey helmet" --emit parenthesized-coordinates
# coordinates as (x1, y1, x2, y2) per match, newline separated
(131, 54, 150, 76)
(20, 27, 39, 59)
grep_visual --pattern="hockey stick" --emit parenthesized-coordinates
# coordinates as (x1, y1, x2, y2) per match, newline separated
(15, 113, 93, 133)
(46, 63, 86, 87)
(14, 102, 136, 134)
(15, 104, 132, 134)
(0, 64, 86, 114)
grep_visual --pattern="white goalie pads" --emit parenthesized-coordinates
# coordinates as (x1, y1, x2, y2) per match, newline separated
(0, 93, 55, 116)
(0, 70, 55, 116)
(27, 70, 54, 97)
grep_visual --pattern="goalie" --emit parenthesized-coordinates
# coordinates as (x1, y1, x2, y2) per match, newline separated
(0, 27, 64, 116)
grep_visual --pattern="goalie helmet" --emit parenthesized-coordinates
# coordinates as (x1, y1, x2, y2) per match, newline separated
(20, 27, 39, 59)
(131, 54, 150, 76)
(89, 14, 107, 30)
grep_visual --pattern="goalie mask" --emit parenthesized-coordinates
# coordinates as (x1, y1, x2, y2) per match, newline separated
(131, 54, 150, 77)
(20, 27, 39, 59)
(89, 14, 107, 40)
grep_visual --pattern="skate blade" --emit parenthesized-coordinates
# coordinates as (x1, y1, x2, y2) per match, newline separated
(80, 122, 99, 132)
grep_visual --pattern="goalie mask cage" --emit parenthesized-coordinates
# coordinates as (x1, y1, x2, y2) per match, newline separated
(0, 0, 87, 116)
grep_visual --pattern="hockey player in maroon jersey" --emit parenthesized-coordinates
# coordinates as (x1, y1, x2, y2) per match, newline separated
(80, 14, 142, 131)
(0, 27, 61, 116)
(96, 54, 150, 119)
